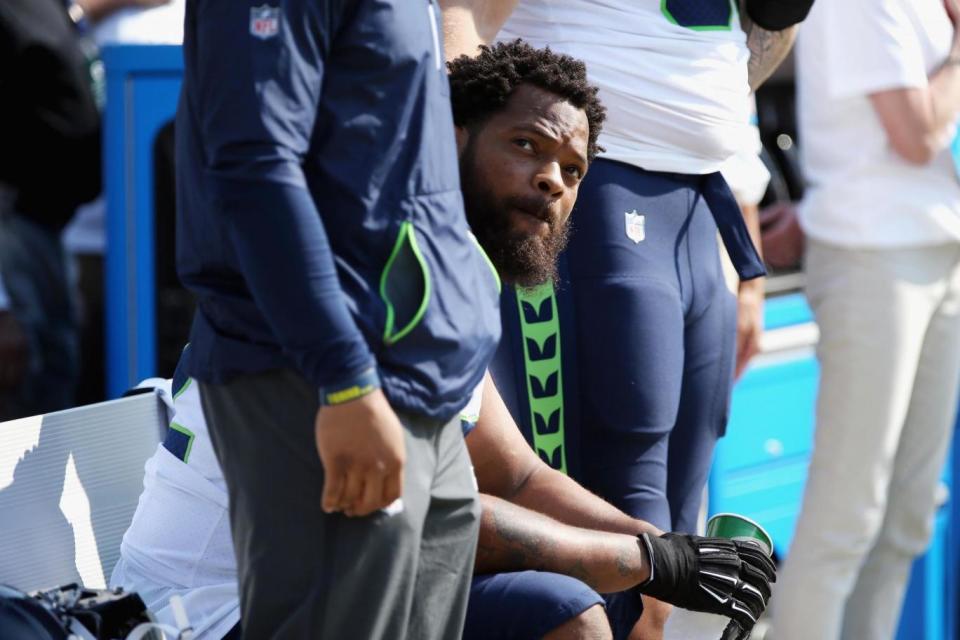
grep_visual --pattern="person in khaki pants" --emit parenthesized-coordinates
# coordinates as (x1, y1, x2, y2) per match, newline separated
(771, 0, 960, 638)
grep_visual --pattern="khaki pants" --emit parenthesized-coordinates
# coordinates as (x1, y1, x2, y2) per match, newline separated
(772, 239, 960, 640)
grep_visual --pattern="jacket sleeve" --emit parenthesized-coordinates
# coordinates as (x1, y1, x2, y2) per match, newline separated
(193, 0, 376, 389)
(744, 0, 815, 31)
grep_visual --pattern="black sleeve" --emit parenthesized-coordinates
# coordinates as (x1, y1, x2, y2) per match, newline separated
(744, 0, 815, 31)
(0, 0, 101, 229)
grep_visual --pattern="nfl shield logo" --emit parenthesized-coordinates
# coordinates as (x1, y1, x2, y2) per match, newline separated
(250, 5, 280, 40)
(624, 210, 645, 244)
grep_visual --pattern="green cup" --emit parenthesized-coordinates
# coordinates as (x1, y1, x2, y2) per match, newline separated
(706, 513, 773, 557)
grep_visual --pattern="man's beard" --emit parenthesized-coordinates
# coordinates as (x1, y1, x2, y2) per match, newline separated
(460, 156, 570, 289)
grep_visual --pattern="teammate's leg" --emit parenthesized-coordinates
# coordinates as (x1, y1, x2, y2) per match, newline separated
(409, 417, 481, 640)
(563, 163, 704, 640)
(200, 369, 437, 639)
(666, 221, 736, 534)
(565, 160, 691, 532)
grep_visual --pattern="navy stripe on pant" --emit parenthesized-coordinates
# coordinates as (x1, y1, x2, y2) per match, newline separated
(490, 158, 737, 535)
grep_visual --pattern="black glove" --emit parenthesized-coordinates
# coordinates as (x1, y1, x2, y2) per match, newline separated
(637, 532, 777, 640)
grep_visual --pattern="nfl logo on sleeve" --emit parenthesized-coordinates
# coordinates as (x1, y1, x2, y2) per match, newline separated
(250, 5, 280, 40)
(624, 210, 645, 244)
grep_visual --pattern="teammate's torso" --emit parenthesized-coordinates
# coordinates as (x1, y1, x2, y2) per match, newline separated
(119, 366, 486, 594)
(176, 0, 500, 419)
(499, 0, 751, 174)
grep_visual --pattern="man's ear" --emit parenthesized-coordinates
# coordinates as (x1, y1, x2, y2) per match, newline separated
(455, 126, 469, 157)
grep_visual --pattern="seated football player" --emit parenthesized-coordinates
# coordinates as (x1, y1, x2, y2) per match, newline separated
(112, 41, 774, 640)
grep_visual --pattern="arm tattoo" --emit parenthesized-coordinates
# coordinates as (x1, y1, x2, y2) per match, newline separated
(615, 541, 644, 578)
(484, 502, 558, 571)
(740, 2, 798, 90)
(475, 497, 647, 591)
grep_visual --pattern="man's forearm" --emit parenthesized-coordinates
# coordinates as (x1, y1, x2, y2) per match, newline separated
(476, 494, 650, 593)
(439, 0, 519, 60)
(510, 465, 662, 537)
(740, 3, 797, 91)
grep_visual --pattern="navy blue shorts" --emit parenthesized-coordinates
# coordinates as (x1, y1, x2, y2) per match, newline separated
(490, 159, 737, 534)
(463, 571, 641, 640)
(227, 571, 636, 639)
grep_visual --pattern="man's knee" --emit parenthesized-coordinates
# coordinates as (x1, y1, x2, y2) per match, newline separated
(629, 596, 671, 640)
(543, 604, 612, 640)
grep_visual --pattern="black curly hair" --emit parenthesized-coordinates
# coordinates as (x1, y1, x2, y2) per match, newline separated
(448, 39, 606, 162)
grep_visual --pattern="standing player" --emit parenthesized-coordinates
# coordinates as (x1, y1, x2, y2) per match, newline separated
(174, 1, 501, 637)
(441, 1, 810, 636)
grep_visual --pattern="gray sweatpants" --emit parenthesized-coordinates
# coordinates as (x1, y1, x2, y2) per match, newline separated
(200, 369, 480, 639)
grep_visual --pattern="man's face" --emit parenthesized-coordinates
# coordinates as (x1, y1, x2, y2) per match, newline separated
(458, 84, 590, 288)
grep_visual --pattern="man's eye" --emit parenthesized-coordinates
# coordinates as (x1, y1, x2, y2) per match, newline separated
(565, 165, 583, 179)
(513, 138, 534, 150)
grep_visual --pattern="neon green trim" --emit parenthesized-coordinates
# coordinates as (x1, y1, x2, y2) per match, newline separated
(170, 421, 195, 463)
(470, 232, 502, 293)
(660, 0, 734, 31)
(661, 0, 680, 26)
(380, 228, 405, 341)
(173, 377, 193, 400)
(379, 221, 432, 346)
(325, 383, 377, 405)
(516, 281, 567, 475)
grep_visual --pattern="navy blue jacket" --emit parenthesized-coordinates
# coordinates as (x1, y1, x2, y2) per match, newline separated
(176, 0, 501, 420)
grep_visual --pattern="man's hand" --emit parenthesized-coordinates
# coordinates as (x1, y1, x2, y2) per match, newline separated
(0, 310, 28, 391)
(637, 532, 776, 640)
(315, 389, 406, 518)
(735, 278, 764, 380)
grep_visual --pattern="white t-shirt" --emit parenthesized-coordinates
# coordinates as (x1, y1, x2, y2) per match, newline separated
(111, 378, 484, 639)
(796, 0, 960, 247)
(721, 100, 771, 206)
(499, 0, 752, 174)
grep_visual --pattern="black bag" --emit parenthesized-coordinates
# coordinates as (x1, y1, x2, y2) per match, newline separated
(0, 583, 155, 639)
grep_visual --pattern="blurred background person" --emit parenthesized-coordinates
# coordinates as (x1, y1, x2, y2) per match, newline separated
(0, 0, 176, 416)
(772, 1, 960, 638)
(0, 0, 102, 419)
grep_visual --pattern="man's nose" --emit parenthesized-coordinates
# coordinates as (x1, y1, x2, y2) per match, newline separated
(534, 162, 564, 197)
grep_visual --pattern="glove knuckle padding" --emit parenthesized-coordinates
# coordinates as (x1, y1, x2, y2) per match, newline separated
(740, 564, 772, 601)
